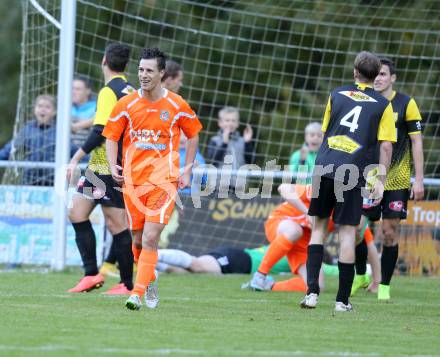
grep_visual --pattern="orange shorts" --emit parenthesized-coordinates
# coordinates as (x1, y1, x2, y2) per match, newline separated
(264, 217, 310, 274)
(123, 182, 178, 230)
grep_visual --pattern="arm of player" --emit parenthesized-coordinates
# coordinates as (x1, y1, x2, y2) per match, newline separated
(371, 103, 397, 204)
(105, 139, 124, 184)
(278, 183, 313, 226)
(180, 134, 199, 189)
(66, 125, 105, 183)
(410, 133, 424, 201)
(406, 98, 424, 201)
(370, 140, 393, 204)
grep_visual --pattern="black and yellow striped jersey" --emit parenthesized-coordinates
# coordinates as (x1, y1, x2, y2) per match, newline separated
(316, 83, 396, 186)
(88, 75, 134, 174)
(384, 91, 422, 190)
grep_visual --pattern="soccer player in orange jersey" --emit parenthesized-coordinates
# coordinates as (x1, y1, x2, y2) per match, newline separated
(103, 48, 202, 310)
(249, 183, 333, 292)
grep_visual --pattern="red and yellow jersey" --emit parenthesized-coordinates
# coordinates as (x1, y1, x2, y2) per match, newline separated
(102, 88, 202, 185)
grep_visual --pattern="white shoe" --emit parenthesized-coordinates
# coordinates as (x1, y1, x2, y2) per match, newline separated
(145, 270, 159, 309)
(249, 272, 274, 291)
(125, 294, 142, 311)
(300, 293, 319, 309)
(335, 301, 354, 312)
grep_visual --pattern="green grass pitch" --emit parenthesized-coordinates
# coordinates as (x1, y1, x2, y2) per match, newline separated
(0, 270, 439, 356)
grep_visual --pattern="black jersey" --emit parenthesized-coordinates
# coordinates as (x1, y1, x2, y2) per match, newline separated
(88, 75, 135, 174)
(315, 83, 396, 186)
(385, 91, 422, 190)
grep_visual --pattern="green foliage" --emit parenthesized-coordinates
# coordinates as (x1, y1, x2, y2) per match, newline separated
(3, 0, 440, 176)
(0, 271, 439, 356)
(0, 1, 21, 146)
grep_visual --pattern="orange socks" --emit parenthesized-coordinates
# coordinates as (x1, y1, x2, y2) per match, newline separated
(132, 244, 141, 264)
(258, 234, 295, 275)
(132, 249, 158, 297)
(272, 277, 307, 292)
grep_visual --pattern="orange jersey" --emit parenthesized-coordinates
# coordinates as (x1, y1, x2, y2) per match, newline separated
(269, 184, 312, 223)
(267, 184, 335, 232)
(102, 88, 203, 185)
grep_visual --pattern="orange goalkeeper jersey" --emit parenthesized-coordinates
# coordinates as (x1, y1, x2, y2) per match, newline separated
(268, 184, 335, 232)
(103, 88, 202, 185)
(269, 184, 312, 222)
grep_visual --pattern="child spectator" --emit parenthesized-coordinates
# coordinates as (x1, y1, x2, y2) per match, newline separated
(0, 94, 57, 186)
(288, 122, 322, 184)
(207, 106, 255, 169)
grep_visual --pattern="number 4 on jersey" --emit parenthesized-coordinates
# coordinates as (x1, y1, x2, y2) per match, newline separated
(340, 106, 362, 133)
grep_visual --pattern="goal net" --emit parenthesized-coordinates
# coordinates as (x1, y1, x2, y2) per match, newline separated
(2, 0, 440, 273)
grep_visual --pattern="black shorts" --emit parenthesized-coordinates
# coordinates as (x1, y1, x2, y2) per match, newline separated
(76, 173, 125, 208)
(362, 189, 409, 221)
(308, 176, 363, 226)
(207, 246, 252, 274)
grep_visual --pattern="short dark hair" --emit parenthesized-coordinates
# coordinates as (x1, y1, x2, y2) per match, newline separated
(105, 42, 130, 72)
(162, 60, 182, 81)
(354, 51, 381, 81)
(380, 57, 396, 76)
(139, 47, 167, 71)
(73, 75, 92, 89)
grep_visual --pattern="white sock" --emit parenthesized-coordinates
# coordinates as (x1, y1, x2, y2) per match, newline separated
(155, 262, 169, 272)
(158, 249, 193, 269)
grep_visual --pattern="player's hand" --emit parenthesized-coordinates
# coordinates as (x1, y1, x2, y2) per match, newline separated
(222, 128, 231, 143)
(369, 180, 384, 206)
(66, 160, 78, 184)
(243, 124, 253, 142)
(179, 172, 191, 189)
(110, 164, 124, 184)
(410, 179, 424, 202)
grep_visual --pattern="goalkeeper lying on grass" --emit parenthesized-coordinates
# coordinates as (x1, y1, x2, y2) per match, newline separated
(157, 184, 377, 293)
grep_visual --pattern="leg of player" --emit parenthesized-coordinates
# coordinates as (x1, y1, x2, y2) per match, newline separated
(379, 218, 400, 300)
(101, 206, 133, 295)
(351, 238, 369, 296)
(367, 240, 381, 293)
(300, 216, 328, 308)
(99, 238, 119, 278)
(190, 255, 222, 273)
(68, 195, 105, 293)
(272, 263, 324, 292)
(335, 225, 356, 312)
(158, 249, 193, 270)
(126, 222, 163, 311)
(250, 219, 303, 291)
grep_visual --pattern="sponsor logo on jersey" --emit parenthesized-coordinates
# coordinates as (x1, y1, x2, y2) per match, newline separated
(146, 109, 158, 113)
(327, 135, 361, 154)
(130, 129, 161, 142)
(160, 110, 170, 122)
(389, 200, 404, 212)
(339, 90, 378, 102)
(135, 142, 166, 151)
